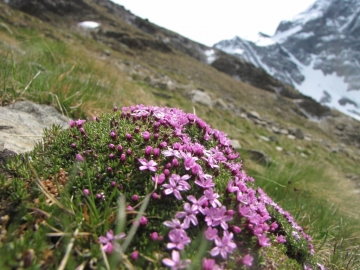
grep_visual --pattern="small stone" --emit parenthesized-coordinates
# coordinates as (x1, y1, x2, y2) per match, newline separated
(280, 129, 289, 135)
(230, 140, 242, 149)
(239, 113, 248, 119)
(269, 136, 278, 142)
(259, 136, 270, 142)
(271, 126, 280, 134)
(247, 111, 260, 119)
(287, 134, 296, 140)
(275, 146, 283, 152)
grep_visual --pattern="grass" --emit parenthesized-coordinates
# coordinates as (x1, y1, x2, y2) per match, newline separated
(0, 3, 360, 269)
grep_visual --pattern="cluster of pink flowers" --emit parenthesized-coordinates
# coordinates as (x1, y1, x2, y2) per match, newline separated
(72, 104, 315, 269)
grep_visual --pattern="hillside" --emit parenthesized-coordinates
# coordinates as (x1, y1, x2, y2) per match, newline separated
(0, 0, 360, 269)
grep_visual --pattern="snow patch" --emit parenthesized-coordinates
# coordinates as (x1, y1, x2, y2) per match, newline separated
(272, 25, 302, 44)
(289, 53, 360, 121)
(77, 21, 101, 29)
(292, 0, 330, 26)
(255, 35, 275, 47)
(293, 32, 314, 39)
(204, 49, 217, 64)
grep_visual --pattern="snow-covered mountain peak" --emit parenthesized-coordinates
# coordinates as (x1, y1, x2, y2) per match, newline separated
(214, 0, 360, 121)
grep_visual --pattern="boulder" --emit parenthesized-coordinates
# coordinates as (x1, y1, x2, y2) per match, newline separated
(188, 89, 213, 107)
(0, 101, 71, 153)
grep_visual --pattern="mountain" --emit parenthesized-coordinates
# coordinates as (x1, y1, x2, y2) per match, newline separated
(2, 0, 360, 148)
(214, 0, 360, 121)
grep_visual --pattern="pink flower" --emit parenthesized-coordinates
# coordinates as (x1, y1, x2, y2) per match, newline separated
(201, 188, 222, 208)
(175, 203, 198, 227)
(202, 258, 221, 270)
(75, 154, 85, 162)
(75, 119, 86, 127)
(204, 227, 218, 240)
(181, 151, 198, 170)
(276, 234, 286, 243)
(98, 230, 126, 254)
(240, 254, 253, 267)
(162, 250, 191, 270)
(152, 173, 166, 185)
(210, 231, 237, 259)
(166, 229, 191, 250)
(138, 158, 158, 172)
(258, 234, 271, 247)
(163, 174, 190, 200)
(164, 218, 189, 230)
(195, 174, 215, 189)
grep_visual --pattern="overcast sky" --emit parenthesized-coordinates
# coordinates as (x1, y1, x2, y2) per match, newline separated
(111, 0, 316, 46)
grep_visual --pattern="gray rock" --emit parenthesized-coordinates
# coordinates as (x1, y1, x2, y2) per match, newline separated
(292, 128, 304, 139)
(254, 119, 266, 126)
(0, 101, 71, 153)
(244, 149, 270, 166)
(287, 134, 296, 140)
(239, 113, 248, 119)
(275, 146, 283, 152)
(269, 136, 279, 142)
(188, 89, 213, 107)
(247, 111, 260, 119)
(230, 140, 242, 149)
(259, 135, 270, 142)
(271, 126, 280, 134)
(280, 129, 289, 135)
(214, 98, 228, 110)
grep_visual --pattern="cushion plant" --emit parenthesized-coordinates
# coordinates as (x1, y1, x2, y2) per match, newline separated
(0, 105, 319, 269)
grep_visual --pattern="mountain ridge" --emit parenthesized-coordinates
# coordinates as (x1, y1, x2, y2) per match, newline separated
(215, 0, 360, 121)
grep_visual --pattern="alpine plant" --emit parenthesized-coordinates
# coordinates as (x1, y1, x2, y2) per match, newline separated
(28, 105, 317, 269)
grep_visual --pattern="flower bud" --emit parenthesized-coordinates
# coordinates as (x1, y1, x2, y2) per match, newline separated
(131, 251, 139, 260)
(145, 145, 152, 155)
(159, 141, 167, 149)
(172, 158, 179, 167)
(75, 154, 84, 162)
(140, 216, 148, 225)
(142, 131, 151, 141)
(126, 133, 132, 141)
(153, 148, 160, 157)
(117, 145, 123, 152)
(110, 131, 116, 140)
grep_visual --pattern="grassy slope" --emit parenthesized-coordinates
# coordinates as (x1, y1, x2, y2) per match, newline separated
(1, 2, 360, 268)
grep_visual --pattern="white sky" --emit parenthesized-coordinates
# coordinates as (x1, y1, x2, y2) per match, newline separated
(111, 0, 316, 46)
